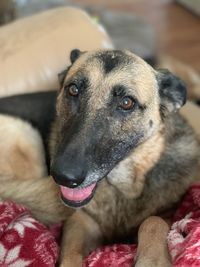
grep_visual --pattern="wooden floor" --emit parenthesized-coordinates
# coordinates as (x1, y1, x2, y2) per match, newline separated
(71, 0, 200, 73)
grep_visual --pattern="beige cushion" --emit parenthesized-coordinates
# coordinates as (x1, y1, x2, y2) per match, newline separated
(181, 101, 200, 137)
(0, 7, 113, 97)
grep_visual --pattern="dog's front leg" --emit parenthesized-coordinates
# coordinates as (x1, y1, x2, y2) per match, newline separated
(134, 216, 171, 267)
(60, 210, 102, 267)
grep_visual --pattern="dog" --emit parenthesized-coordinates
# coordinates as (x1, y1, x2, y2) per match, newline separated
(0, 49, 199, 266)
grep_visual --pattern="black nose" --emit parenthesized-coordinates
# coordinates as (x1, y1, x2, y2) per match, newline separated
(50, 157, 86, 188)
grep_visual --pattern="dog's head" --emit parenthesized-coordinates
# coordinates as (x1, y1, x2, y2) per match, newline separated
(51, 49, 186, 207)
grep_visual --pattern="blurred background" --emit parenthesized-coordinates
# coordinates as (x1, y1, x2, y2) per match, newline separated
(0, 0, 199, 72)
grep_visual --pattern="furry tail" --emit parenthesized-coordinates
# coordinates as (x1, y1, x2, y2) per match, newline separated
(0, 177, 72, 225)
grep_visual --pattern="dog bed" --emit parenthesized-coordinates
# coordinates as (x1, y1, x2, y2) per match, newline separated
(1, 183, 200, 266)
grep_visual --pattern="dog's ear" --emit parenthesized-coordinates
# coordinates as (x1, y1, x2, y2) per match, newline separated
(70, 49, 82, 64)
(58, 49, 83, 87)
(156, 69, 187, 117)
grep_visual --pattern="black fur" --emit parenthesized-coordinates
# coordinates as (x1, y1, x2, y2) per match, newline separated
(112, 85, 127, 97)
(70, 49, 81, 64)
(156, 69, 187, 116)
(95, 50, 129, 74)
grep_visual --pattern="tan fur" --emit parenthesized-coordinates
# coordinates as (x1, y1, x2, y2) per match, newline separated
(108, 127, 165, 198)
(135, 216, 171, 267)
(0, 115, 47, 180)
(0, 178, 71, 224)
(64, 51, 159, 110)
(60, 210, 102, 266)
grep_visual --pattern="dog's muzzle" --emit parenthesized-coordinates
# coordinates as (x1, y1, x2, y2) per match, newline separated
(51, 156, 97, 208)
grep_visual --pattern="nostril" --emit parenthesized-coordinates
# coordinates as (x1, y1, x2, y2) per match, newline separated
(50, 160, 86, 188)
(62, 172, 85, 188)
(66, 180, 79, 188)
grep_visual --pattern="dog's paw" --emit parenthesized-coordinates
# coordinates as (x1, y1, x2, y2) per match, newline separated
(133, 257, 171, 267)
(59, 254, 83, 267)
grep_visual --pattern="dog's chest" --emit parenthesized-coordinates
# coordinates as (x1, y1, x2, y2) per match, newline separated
(83, 181, 152, 241)
(83, 174, 187, 242)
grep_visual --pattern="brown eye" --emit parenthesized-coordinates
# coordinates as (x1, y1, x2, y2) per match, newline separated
(119, 97, 134, 110)
(68, 84, 79, 96)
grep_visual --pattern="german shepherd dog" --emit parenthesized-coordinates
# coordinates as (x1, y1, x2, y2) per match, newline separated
(0, 49, 199, 266)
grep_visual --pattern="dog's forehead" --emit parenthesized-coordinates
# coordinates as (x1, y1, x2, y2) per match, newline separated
(93, 52, 157, 101)
(67, 50, 158, 107)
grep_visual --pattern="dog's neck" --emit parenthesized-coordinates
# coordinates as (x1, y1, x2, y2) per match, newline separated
(107, 125, 165, 199)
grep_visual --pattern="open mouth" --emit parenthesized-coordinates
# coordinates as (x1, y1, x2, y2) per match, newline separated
(60, 183, 97, 208)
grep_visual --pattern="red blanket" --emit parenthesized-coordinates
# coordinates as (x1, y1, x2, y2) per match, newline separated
(0, 201, 59, 266)
(168, 183, 200, 266)
(1, 183, 200, 266)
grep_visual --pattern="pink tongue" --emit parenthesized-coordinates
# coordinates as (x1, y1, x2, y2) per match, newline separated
(60, 183, 96, 202)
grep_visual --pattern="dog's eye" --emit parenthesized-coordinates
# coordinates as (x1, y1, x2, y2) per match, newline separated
(67, 84, 79, 97)
(119, 97, 134, 110)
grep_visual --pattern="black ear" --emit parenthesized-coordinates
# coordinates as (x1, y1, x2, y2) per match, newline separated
(70, 49, 81, 64)
(58, 49, 83, 87)
(156, 69, 187, 117)
(58, 68, 69, 87)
